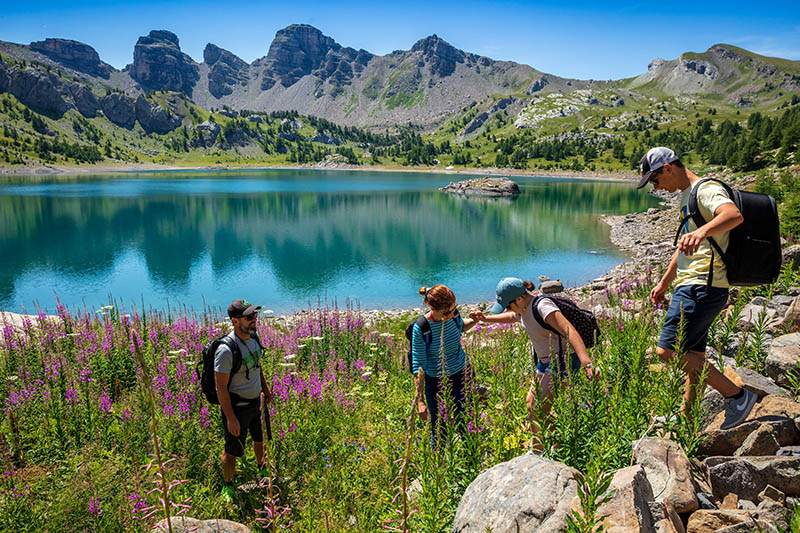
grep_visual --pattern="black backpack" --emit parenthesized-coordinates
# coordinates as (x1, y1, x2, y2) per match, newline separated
(530, 295, 600, 355)
(404, 310, 463, 373)
(197, 332, 263, 404)
(675, 178, 781, 288)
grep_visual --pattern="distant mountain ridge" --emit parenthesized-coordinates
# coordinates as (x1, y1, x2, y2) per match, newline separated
(0, 24, 798, 133)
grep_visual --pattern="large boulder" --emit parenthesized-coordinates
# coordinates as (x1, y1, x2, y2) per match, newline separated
(135, 95, 182, 134)
(698, 394, 800, 456)
(766, 333, 800, 387)
(152, 516, 250, 532)
(99, 93, 136, 128)
(191, 120, 220, 148)
(452, 455, 579, 533)
(439, 177, 521, 197)
(735, 304, 781, 331)
(129, 30, 199, 94)
(596, 465, 656, 532)
(723, 365, 785, 398)
(633, 437, 698, 514)
(783, 244, 800, 267)
(540, 280, 565, 294)
(30, 38, 114, 78)
(67, 83, 100, 117)
(734, 424, 780, 456)
(780, 295, 800, 331)
(705, 455, 800, 502)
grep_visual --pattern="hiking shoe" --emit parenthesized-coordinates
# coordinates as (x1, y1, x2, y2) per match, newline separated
(220, 484, 235, 503)
(720, 388, 757, 430)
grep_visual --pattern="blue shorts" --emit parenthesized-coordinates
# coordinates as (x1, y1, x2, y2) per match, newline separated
(657, 285, 729, 354)
(535, 352, 581, 377)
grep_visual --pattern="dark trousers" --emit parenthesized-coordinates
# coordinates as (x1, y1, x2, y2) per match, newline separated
(424, 369, 467, 447)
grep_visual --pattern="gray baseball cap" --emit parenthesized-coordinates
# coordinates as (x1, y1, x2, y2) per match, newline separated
(637, 147, 679, 189)
(491, 277, 527, 314)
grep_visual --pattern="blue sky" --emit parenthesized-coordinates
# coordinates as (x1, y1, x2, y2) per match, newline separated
(0, 0, 798, 79)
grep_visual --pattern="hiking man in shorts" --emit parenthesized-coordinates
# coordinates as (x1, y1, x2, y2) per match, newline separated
(216, 298, 273, 502)
(639, 147, 756, 429)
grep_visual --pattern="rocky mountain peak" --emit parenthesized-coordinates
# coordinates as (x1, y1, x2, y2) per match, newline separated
(129, 29, 199, 94)
(138, 30, 180, 48)
(203, 43, 249, 98)
(259, 24, 372, 91)
(410, 34, 465, 77)
(29, 38, 114, 79)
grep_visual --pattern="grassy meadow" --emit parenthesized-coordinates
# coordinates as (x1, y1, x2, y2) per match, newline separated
(2, 262, 800, 532)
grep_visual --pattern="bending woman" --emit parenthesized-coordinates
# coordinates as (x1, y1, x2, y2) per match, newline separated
(471, 277, 597, 452)
(411, 285, 479, 447)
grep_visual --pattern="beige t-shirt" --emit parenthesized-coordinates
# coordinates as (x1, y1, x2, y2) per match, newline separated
(520, 295, 562, 363)
(673, 180, 734, 289)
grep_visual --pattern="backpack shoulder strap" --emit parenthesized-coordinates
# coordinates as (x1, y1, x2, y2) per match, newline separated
(219, 335, 243, 375)
(251, 332, 265, 351)
(453, 308, 464, 332)
(415, 315, 432, 350)
(530, 296, 557, 334)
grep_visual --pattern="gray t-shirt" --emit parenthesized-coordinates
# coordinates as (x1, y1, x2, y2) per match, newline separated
(213, 332, 263, 404)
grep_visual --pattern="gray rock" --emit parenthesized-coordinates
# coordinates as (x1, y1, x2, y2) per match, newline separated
(770, 295, 796, 307)
(129, 30, 199, 94)
(729, 366, 785, 398)
(648, 501, 685, 533)
(777, 445, 800, 456)
(5, 68, 71, 116)
(311, 129, 342, 145)
(439, 177, 521, 197)
(783, 245, 800, 267)
(135, 95, 181, 134)
(736, 304, 780, 331)
(699, 394, 800, 456)
(701, 387, 725, 429)
(540, 280, 564, 294)
(696, 492, 718, 510)
(705, 455, 800, 501)
(203, 43, 249, 98)
(462, 112, 488, 135)
(30, 38, 114, 78)
(766, 333, 800, 387)
(259, 24, 372, 90)
(191, 120, 220, 148)
(734, 424, 780, 456)
(67, 83, 99, 118)
(737, 499, 757, 510)
(153, 517, 250, 532)
(452, 455, 579, 533)
(633, 437, 698, 513)
(99, 93, 136, 128)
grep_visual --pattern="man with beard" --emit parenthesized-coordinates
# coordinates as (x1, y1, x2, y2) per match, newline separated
(215, 298, 273, 502)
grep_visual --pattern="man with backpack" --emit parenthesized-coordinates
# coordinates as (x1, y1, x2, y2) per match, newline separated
(639, 147, 757, 429)
(215, 298, 273, 502)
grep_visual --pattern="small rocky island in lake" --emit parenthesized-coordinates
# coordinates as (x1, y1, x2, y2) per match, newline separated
(439, 177, 521, 197)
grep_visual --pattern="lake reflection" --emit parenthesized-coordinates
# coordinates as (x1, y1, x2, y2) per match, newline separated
(0, 171, 659, 313)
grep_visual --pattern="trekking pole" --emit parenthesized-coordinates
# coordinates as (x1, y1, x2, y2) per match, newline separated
(263, 396, 273, 442)
(260, 394, 278, 533)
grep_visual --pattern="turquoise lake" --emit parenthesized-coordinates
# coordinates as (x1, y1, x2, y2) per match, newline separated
(0, 170, 659, 314)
